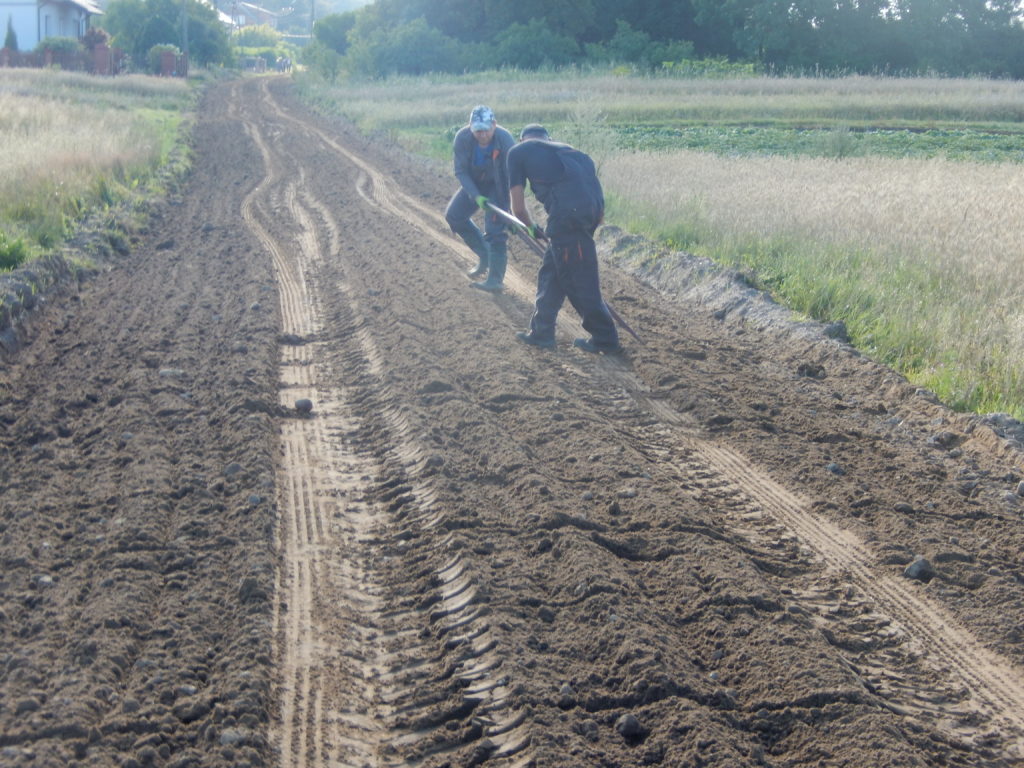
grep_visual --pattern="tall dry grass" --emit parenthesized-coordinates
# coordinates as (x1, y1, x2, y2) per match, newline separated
(603, 151, 1024, 414)
(0, 69, 190, 257)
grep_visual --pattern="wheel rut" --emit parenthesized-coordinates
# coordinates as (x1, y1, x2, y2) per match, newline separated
(237, 80, 530, 767)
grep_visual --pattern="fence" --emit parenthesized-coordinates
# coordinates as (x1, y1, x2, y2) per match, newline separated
(0, 44, 129, 75)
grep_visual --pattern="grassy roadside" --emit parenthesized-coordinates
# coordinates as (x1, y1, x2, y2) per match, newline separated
(294, 68, 1024, 419)
(0, 69, 196, 271)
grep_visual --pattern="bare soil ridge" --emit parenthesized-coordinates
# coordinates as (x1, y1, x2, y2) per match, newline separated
(1, 77, 1022, 768)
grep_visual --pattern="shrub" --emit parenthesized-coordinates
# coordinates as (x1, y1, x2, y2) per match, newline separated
(5, 14, 17, 52)
(236, 24, 279, 48)
(82, 26, 109, 51)
(35, 36, 83, 55)
(301, 40, 343, 81)
(0, 231, 29, 271)
(147, 43, 181, 75)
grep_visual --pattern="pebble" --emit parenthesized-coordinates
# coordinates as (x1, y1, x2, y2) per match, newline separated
(158, 368, 186, 379)
(904, 556, 936, 581)
(615, 713, 644, 739)
(12, 694, 41, 716)
(894, 502, 915, 514)
(1017, 481, 1024, 497)
(295, 398, 313, 414)
(557, 682, 576, 709)
(825, 462, 845, 476)
(576, 718, 600, 742)
(218, 728, 250, 746)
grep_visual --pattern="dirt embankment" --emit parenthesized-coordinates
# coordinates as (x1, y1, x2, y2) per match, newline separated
(1, 76, 1022, 768)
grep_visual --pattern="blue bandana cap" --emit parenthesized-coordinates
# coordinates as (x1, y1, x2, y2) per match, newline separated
(470, 105, 495, 131)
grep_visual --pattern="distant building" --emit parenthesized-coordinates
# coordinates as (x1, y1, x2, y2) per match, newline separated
(230, 0, 278, 29)
(1, 0, 102, 51)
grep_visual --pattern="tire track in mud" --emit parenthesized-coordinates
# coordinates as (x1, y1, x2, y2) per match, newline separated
(256, 81, 540, 303)
(251, 79, 1023, 763)
(572, 358, 1024, 761)
(237, 80, 531, 767)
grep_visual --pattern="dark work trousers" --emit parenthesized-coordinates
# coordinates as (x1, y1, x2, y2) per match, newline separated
(528, 226, 618, 347)
(445, 188, 509, 251)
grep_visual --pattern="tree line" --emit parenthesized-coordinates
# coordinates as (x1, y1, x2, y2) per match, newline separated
(307, 0, 1024, 79)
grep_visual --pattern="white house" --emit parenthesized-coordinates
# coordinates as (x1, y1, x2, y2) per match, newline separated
(232, 1, 277, 29)
(2, 0, 102, 51)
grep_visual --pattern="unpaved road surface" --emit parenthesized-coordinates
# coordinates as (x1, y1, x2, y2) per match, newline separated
(2, 77, 1024, 768)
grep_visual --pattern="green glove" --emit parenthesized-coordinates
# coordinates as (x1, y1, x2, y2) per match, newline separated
(527, 223, 545, 239)
(475, 195, 489, 210)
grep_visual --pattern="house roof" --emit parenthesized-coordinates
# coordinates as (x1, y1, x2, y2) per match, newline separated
(63, 0, 104, 14)
(237, 1, 277, 16)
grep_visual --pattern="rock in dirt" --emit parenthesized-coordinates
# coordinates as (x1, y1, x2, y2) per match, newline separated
(295, 398, 313, 414)
(904, 556, 936, 581)
(557, 682, 577, 709)
(615, 712, 645, 740)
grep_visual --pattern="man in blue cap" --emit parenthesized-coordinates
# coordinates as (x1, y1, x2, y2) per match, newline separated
(446, 105, 516, 292)
(506, 124, 620, 354)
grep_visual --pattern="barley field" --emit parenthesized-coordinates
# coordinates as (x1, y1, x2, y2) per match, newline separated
(604, 151, 1024, 413)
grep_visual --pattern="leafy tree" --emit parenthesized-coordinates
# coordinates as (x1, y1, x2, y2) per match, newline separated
(345, 16, 463, 75)
(105, 0, 230, 68)
(236, 24, 280, 48)
(589, 0, 699, 44)
(313, 12, 357, 54)
(586, 20, 695, 70)
(492, 18, 580, 69)
(302, 0, 1024, 78)
(590, 19, 651, 62)
(5, 14, 17, 51)
(807, 0, 895, 73)
(483, 0, 597, 44)
(301, 39, 344, 80)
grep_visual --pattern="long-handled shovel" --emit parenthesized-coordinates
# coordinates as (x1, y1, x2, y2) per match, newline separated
(486, 203, 642, 343)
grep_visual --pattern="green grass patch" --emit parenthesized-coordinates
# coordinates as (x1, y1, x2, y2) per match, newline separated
(614, 124, 1024, 162)
(0, 231, 29, 271)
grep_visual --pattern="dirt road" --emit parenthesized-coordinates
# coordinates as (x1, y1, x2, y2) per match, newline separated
(1, 77, 1023, 768)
